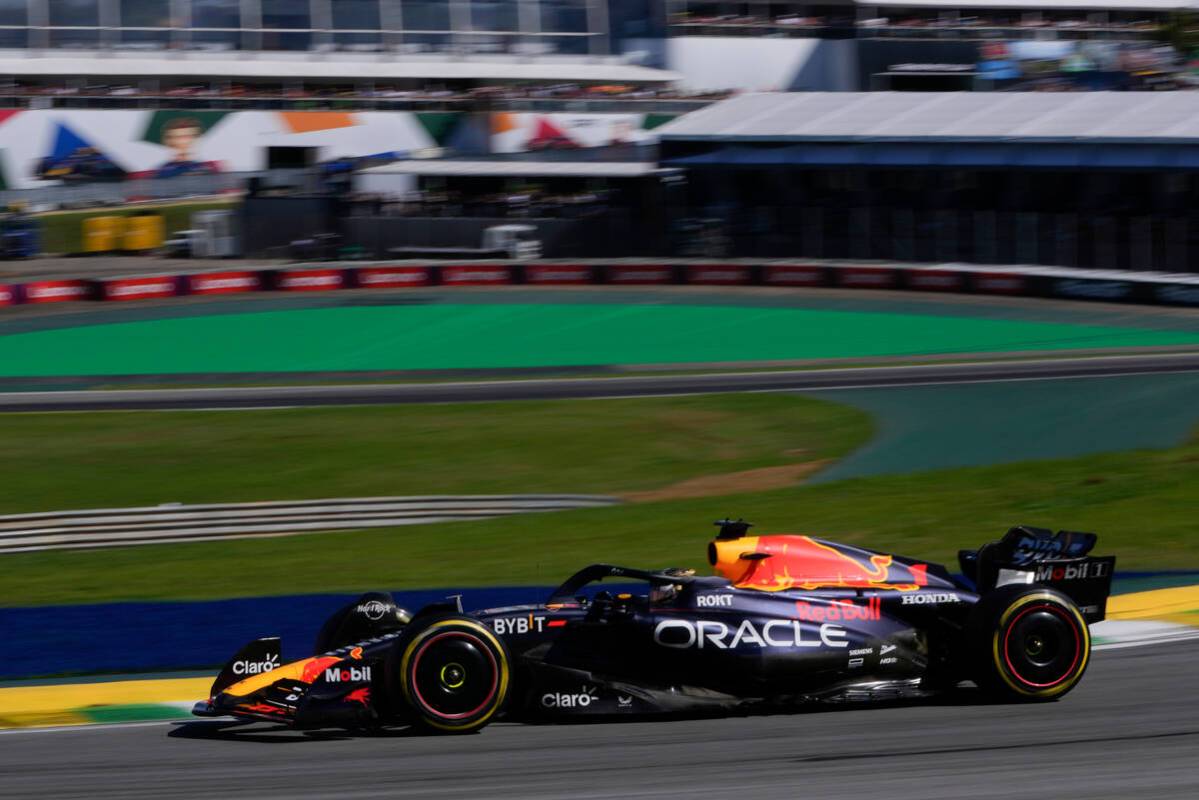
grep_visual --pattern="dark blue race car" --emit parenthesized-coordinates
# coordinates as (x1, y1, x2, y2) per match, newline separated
(194, 521, 1114, 734)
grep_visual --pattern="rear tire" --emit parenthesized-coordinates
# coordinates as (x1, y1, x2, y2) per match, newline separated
(968, 585, 1090, 702)
(388, 616, 510, 734)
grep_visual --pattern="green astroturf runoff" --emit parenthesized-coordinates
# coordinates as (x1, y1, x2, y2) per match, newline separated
(3, 302, 1199, 376)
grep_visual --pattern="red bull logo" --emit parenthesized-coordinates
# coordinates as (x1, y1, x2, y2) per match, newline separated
(711, 535, 929, 592)
(795, 596, 882, 622)
(301, 656, 342, 683)
(345, 687, 371, 706)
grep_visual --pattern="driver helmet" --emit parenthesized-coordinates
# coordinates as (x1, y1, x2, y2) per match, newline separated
(650, 567, 695, 605)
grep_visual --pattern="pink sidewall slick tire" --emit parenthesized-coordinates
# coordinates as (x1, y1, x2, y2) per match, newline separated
(390, 616, 511, 734)
(969, 584, 1091, 702)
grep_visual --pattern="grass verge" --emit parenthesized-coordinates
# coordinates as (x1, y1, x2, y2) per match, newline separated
(3, 416, 1199, 605)
(0, 394, 870, 515)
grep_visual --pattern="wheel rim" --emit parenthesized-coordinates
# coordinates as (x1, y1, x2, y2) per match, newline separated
(440, 662, 466, 689)
(1002, 604, 1082, 689)
(409, 631, 499, 721)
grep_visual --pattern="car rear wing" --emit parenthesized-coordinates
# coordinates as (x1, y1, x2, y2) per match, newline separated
(960, 526, 1116, 623)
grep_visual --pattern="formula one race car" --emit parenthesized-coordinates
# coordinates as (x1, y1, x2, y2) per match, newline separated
(193, 522, 1115, 734)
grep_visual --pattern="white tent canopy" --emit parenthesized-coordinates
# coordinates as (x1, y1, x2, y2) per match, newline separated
(656, 92, 1199, 144)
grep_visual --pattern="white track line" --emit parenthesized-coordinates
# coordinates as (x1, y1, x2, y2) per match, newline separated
(0, 720, 181, 735)
(1094, 630, 1199, 650)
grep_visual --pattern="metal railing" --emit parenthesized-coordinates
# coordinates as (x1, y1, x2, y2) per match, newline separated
(669, 21, 1161, 42)
(3, 95, 715, 114)
(0, 168, 339, 209)
(0, 494, 621, 553)
(4, 172, 248, 208)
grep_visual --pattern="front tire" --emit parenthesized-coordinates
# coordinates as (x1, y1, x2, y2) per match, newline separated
(968, 585, 1090, 702)
(389, 616, 510, 734)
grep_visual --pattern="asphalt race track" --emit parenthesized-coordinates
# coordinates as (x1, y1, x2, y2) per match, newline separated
(2, 641, 1195, 800)
(3, 351, 1199, 411)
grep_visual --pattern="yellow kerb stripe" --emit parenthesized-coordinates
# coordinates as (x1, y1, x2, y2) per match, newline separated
(0, 677, 210, 716)
(1107, 586, 1199, 621)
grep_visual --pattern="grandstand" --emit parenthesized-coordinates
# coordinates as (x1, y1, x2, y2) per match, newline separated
(659, 0, 1194, 91)
(668, 0, 1184, 39)
(0, 1, 680, 95)
(0, 79, 711, 113)
(0, 0, 609, 55)
(0, 1, 689, 193)
(0, 0, 1195, 247)
(0, 0, 1184, 102)
(858, 0, 1183, 41)
(0, 1, 692, 114)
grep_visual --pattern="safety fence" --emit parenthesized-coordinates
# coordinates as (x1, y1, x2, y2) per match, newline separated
(0, 495, 620, 554)
(3, 259, 1199, 309)
(4, 174, 244, 209)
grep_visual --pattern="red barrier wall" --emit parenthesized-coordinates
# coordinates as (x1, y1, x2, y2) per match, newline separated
(686, 264, 752, 285)
(188, 271, 263, 296)
(102, 276, 178, 301)
(525, 265, 592, 285)
(837, 267, 897, 289)
(6, 260, 1193, 311)
(24, 279, 91, 303)
(356, 266, 432, 288)
(972, 272, 1029, 295)
(906, 270, 965, 292)
(606, 265, 673, 284)
(277, 268, 345, 292)
(764, 265, 826, 286)
(441, 266, 513, 286)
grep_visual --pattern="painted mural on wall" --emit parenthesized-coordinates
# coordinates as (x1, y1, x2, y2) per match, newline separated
(0, 110, 682, 189)
(141, 111, 228, 178)
(490, 113, 676, 153)
(0, 110, 437, 189)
